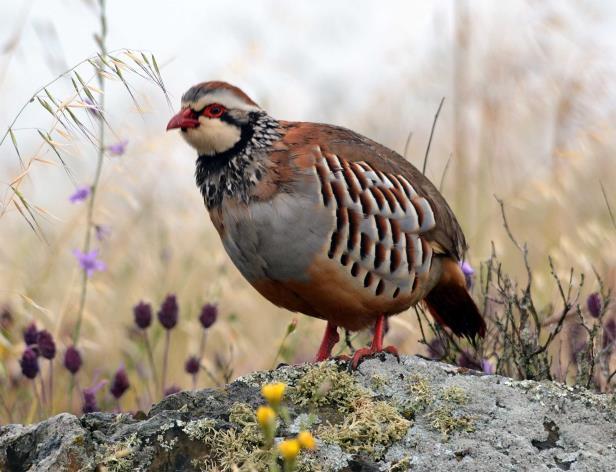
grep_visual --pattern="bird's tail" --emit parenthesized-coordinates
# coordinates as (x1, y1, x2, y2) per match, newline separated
(423, 258, 486, 342)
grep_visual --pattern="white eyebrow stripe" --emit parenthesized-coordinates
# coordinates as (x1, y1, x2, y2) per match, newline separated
(182, 89, 261, 112)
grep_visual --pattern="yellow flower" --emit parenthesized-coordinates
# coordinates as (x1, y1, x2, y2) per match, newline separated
(297, 431, 316, 450)
(261, 382, 286, 406)
(256, 405, 276, 428)
(278, 438, 300, 461)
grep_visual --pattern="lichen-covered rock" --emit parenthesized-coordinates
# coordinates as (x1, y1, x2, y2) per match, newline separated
(1, 355, 615, 471)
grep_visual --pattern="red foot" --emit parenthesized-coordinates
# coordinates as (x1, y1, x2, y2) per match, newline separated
(350, 345, 399, 369)
(315, 322, 340, 362)
(349, 314, 400, 369)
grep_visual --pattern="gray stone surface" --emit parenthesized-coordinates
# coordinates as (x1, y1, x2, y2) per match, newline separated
(1, 355, 615, 471)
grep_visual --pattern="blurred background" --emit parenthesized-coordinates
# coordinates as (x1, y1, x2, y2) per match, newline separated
(1, 0, 616, 418)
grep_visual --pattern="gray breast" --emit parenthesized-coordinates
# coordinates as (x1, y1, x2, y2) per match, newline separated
(220, 188, 333, 283)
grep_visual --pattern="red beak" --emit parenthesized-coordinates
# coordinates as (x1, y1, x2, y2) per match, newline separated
(166, 108, 200, 131)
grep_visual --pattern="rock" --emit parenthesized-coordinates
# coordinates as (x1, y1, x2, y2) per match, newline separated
(1, 355, 615, 471)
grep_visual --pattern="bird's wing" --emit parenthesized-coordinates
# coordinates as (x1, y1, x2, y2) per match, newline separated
(278, 121, 467, 261)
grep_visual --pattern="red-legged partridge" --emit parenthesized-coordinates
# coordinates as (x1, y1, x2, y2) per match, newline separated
(167, 81, 486, 368)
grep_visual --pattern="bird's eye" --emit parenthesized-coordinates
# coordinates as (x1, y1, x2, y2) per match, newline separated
(203, 104, 226, 118)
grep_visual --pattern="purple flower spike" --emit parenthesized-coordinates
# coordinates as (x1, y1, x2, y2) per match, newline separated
(199, 303, 218, 329)
(64, 346, 83, 374)
(158, 294, 178, 330)
(133, 301, 152, 330)
(587, 292, 602, 319)
(82, 381, 106, 414)
(457, 350, 481, 370)
(427, 337, 446, 360)
(110, 366, 130, 399)
(164, 385, 181, 397)
(481, 358, 495, 375)
(20, 347, 39, 379)
(107, 140, 128, 156)
(72, 249, 106, 277)
(23, 322, 39, 345)
(185, 356, 200, 375)
(461, 261, 474, 276)
(461, 261, 475, 289)
(37, 330, 56, 360)
(69, 186, 91, 204)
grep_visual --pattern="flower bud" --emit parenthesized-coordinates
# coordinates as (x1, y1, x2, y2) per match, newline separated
(133, 301, 152, 329)
(20, 347, 39, 379)
(64, 346, 82, 374)
(158, 294, 178, 330)
(199, 303, 217, 329)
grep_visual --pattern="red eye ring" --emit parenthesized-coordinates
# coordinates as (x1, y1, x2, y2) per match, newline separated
(203, 103, 226, 118)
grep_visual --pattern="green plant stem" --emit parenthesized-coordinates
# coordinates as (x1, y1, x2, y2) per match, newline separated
(39, 375, 47, 415)
(161, 330, 171, 395)
(143, 332, 159, 397)
(271, 331, 292, 369)
(72, 0, 107, 346)
(32, 380, 43, 421)
(194, 329, 207, 385)
(48, 360, 53, 414)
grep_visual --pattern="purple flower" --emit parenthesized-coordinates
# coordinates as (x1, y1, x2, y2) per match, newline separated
(587, 292, 602, 319)
(82, 381, 106, 414)
(84, 98, 101, 119)
(110, 366, 130, 399)
(457, 350, 481, 370)
(158, 294, 178, 330)
(133, 301, 152, 330)
(20, 347, 39, 379)
(36, 330, 56, 360)
(427, 337, 446, 360)
(94, 224, 111, 242)
(64, 346, 83, 374)
(461, 261, 475, 290)
(199, 303, 218, 329)
(23, 322, 39, 345)
(185, 356, 200, 375)
(106, 140, 128, 156)
(480, 358, 494, 374)
(164, 385, 181, 397)
(72, 249, 106, 277)
(69, 186, 91, 204)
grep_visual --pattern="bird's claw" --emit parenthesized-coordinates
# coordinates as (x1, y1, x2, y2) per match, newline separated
(349, 345, 399, 370)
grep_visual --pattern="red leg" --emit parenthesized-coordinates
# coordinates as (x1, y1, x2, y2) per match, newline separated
(314, 322, 340, 362)
(350, 315, 399, 369)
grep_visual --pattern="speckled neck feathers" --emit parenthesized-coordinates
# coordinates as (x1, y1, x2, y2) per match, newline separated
(195, 112, 280, 208)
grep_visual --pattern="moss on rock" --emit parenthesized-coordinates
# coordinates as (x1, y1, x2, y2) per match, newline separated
(318, 397, 411, 459)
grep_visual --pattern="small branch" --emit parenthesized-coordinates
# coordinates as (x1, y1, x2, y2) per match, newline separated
(438, 152, 453, 192)
(422, 97, 445, 175)
(600, 181, 616, 231)
(403, 130, 413, 159)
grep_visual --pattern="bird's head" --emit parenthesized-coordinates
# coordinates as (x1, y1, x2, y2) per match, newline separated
(166, 81, 261, 156)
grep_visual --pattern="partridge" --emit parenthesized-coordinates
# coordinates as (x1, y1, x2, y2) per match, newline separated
(166, 81, 486, 367)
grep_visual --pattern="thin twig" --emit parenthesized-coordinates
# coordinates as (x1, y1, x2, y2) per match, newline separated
(422, 97, 445, 175)
(438, 152, 453, 192)
(600, 181, 616, 231)
(403, 130, 413, 159)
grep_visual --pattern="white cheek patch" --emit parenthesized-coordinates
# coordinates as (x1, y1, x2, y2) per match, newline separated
(182, 118, 241, 155)
(182, 89, 261, 113)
